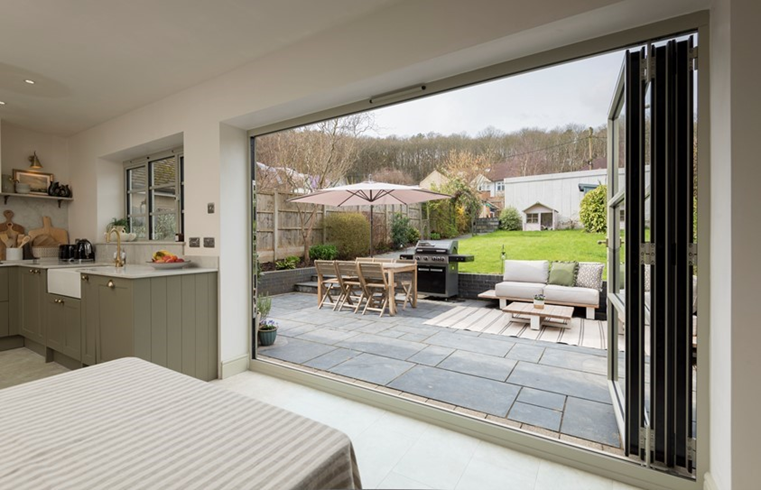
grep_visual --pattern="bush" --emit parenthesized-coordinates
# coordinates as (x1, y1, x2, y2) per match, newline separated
(499, 206, 522, 231)
(430, 232, 441, 240)
(308, 244, 338, 261)
(256, 295, 272, 322)
(275, 256, 299, 270)
(579, 185, 607, 233)
(391, 213, 412, 249)
(407, 227, 421, 244)
(325, 212, 370, 259)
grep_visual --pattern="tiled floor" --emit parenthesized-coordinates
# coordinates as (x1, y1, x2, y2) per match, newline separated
(0, 347, 69, 389)
(260, 293, 622, 450)
(212, 370, 640, 490)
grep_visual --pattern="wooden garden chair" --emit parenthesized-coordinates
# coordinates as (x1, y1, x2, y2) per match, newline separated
(357, 262, 390, 317)
(335, 260, 363, 312)
(314, 260, 339, 309)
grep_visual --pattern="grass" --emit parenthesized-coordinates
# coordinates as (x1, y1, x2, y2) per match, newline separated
(458, 229, 608, 276)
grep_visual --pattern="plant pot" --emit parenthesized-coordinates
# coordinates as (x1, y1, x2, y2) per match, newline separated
(258, 327, 278, 346)
(533, 300, 545, 309)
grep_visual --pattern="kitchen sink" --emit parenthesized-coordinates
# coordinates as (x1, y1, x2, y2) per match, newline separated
(48, 269, 85, 299)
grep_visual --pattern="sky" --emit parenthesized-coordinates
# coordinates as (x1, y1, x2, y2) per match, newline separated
(367, 49, 626, 138)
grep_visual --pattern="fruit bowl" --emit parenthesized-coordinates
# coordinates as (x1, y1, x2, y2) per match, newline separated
(147, 260, 190, 270)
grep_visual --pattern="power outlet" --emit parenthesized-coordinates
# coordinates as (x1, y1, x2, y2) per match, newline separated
(189, 237, 200, 248)
(207, 203, 215, 214)
(203, 237, 215, 248)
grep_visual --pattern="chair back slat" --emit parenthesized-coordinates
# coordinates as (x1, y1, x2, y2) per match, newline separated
(358, 262, 387, 285)
(355, 257, 374, 263)
(314, 260, 336, 279)
(373, 258, 396, 263)
(335, 260, 359, 283)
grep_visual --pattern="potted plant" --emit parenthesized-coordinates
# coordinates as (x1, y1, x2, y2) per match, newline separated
(533, 294, 545, 309)
(257, 295, 278, 346)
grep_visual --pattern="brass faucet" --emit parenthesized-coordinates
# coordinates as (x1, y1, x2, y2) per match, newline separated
(106, 226, 125, 267)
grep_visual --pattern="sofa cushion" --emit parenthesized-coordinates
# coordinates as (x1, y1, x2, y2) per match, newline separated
(576, 262, 604, 290)
(503, 260, 549, 284)
(495, 281, 546, 300)
(543, 285, 599, 306)
(548, 261, 579, 287)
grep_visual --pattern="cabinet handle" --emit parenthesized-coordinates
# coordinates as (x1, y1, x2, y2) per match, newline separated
(107, 280, 115, 289)
(29, 269, 34, 273)
(82, 275, 89, 282)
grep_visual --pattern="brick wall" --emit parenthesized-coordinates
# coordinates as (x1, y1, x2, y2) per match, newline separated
(258, 267, 316, 296)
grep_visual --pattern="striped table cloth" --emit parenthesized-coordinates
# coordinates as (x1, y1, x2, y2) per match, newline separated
(0, 358, 362, 490)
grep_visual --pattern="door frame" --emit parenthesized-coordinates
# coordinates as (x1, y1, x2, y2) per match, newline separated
(248, 12, 711, 490)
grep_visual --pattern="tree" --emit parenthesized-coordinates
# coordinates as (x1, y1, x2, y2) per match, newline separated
(256, 113, 375, 260)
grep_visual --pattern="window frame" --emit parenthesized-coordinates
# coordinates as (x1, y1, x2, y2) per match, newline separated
(526, 213, 539, 224)
(124, 148, 184, 241)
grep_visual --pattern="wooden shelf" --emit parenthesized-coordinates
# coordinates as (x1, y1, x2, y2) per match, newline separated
(0, 193, 73, 208)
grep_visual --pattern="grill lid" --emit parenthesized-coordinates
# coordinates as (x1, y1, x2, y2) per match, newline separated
(414, 239, 458, 254)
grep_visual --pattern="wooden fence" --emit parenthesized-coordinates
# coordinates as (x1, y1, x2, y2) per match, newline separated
(255, 190, 427, 263)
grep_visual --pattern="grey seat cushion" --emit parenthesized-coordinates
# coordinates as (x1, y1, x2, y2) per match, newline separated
(543, 285, 599, 306)
(503, 260, 549, 283)
(495, 281, 546, 300)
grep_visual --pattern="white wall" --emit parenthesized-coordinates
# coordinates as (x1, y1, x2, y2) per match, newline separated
(709, 0, 761, 489)
(0, 121, 70, 185)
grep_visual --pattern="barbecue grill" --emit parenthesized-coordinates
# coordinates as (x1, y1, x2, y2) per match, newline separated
(399, 239, 474, 298)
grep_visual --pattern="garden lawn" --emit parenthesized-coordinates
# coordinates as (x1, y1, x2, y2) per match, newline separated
(458, 229, 608, 276)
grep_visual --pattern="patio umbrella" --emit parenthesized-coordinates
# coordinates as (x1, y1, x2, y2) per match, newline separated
(288, 181, 451, 256)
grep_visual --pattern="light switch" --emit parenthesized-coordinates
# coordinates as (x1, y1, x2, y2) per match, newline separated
(203, 237, 215, 248)
(189, 237, 200, 248)
(207, 203, 215, 214)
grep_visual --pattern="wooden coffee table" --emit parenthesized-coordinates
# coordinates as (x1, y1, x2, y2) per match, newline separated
(501, 302, 574, 330)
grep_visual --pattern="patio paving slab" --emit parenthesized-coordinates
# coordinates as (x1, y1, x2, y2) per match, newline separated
(437, 350, 517, 382)
(388, 365, 521, 417)
(259, 337, 336, 364)
(376, 329, 408, 339)
(399, 332, 433, 343)
(303, 348, 363, 370)
(508, 401, 562, 431)
(506, 344, 546, 363)
(539, 348, 607, 376)
(279, 324, 320, 338)
(561, 397, 621, 447)
(406, 346, 455, 366)
(507, 362, 610, 404)
(355, 323, 394, 335)
(329, 353, 415, 385)
(425, 332, 513, 357)
(517, 387, 567, 411)
(297, 328, 361, 344)
(336, 333, 426, 361)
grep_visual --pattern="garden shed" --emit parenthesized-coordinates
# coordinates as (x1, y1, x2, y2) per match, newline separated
(522, 202, 558, 231)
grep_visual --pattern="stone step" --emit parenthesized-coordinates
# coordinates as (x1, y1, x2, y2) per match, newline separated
(294, 281, 319, 294)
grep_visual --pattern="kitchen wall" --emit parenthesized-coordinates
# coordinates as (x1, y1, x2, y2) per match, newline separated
(0, 121, 71, 236)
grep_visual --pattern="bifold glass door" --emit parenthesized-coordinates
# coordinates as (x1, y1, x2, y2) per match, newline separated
(607, 37, 696, 475)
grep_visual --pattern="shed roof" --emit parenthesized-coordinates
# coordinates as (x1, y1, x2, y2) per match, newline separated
(522, 201, 558, 213)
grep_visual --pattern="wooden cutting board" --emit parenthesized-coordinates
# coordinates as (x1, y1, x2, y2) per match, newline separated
(2, 210, 25, 238)
(28, 216, 69, 245)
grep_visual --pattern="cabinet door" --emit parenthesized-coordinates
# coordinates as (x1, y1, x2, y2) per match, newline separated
(61, 298, 82, 360)
(96, 277, 134, 363)
(20, 269, 44, 343)
(45, 294, 65, 352)
(81, 274, 97, 365)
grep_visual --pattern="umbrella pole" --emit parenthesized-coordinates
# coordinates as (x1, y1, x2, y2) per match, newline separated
(370, 204, 374, 258)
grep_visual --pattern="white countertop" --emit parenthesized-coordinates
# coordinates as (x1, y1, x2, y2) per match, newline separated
(78, 265, 217, 279)
(0, 259, 217, 278)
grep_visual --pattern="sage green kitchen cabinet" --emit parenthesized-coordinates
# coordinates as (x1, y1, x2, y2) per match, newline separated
(80, 273, 97, 366)
(0, 268, 10, 337)
(19, 268, 45, 344)
(45, 294, 82, 361)
(83, 272, 218, 381)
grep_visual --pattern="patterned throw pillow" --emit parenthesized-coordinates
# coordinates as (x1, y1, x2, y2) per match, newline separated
(576, 262, 604, 290)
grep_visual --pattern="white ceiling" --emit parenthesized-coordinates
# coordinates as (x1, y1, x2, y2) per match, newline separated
(0, 0, 397, 135)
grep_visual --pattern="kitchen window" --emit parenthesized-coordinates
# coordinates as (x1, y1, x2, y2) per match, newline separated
(125, 149, 184, 241)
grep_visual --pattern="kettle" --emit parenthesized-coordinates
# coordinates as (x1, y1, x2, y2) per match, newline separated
(74, 239, 95, 261)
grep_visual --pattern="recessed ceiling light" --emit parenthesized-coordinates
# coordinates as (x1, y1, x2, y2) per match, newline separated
(24, 79, 35, 84)
(0, 101, 5, 105)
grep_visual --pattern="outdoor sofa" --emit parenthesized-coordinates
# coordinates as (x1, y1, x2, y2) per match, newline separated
(479, 259, 604, 319)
